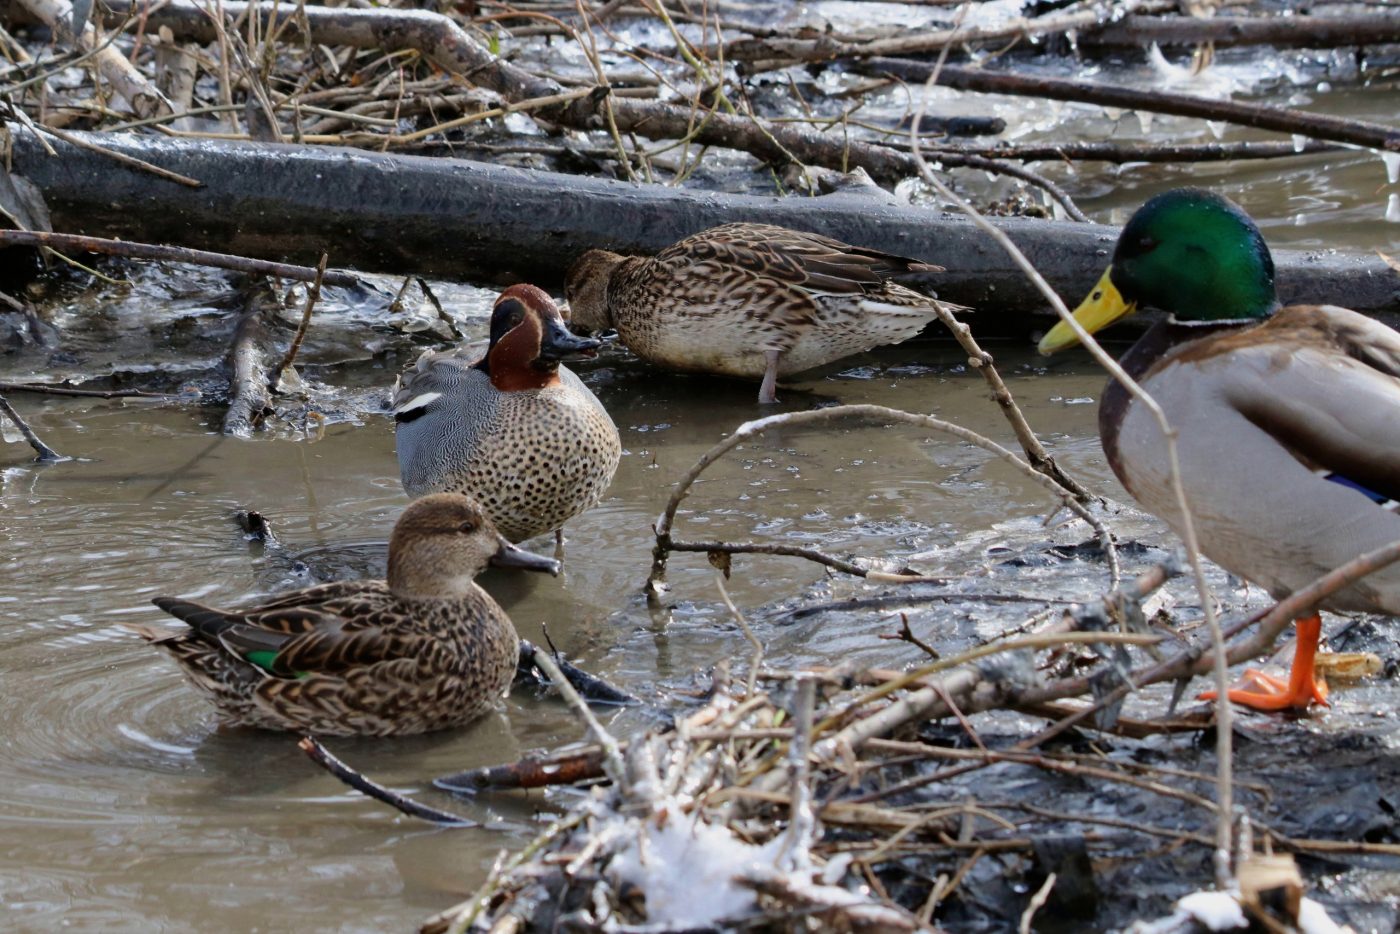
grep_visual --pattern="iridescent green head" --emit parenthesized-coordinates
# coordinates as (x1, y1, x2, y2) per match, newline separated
(1040, 189, 1280, 353)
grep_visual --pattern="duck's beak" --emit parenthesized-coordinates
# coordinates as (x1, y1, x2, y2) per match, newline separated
(538, 316, 601, 362)
(490, 535, 561, 576)
(1038, 266, 1138, 355)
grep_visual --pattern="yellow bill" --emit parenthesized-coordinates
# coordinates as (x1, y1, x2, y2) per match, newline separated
(1037, 266, 1138, 355)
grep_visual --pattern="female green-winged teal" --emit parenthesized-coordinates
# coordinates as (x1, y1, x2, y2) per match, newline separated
(1040, 188, 1400, 712)
(394, 285, 621, 543)
(565, 222, 962, 404)
(129, 493, 560, 736)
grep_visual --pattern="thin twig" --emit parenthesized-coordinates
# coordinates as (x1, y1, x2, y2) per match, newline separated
(0, 230, 358, 285)
(0, 381, 171, 398)
(715, 571, 765, 698)
(272, 252, 327, 386)
(526, 647, 630, 792)
(297, 736, 474, 825)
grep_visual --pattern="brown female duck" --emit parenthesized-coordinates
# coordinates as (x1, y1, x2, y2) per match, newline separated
(565, 222, 962, 404)
(129, 494, 559, 736)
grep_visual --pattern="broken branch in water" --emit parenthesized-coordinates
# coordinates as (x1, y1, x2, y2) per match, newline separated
(0, 390, 64, 461)
(222, 291, 274, 438)
(434, 746, 609, 795)
(297, 736, 474, 825)
(0, 381, 172, 398)
(516, 639, 639, 707)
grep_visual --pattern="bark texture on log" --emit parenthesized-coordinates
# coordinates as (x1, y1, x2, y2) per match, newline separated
(11, 132, 1400, 319)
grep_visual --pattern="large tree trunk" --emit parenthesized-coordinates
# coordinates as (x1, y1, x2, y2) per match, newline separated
(11, 131, 1398, 321)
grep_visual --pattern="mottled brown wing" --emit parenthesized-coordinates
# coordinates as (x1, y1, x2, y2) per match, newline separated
(240, 590, 421, 676)
(240, 580, 389, 617)
(663, 223, 934, 295)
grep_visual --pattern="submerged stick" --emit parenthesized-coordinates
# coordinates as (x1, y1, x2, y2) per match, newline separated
(0, 391, 63, 461)
(222, 299, 273, 438)
(297, 736, 474, 825)
(435, 747, 608, 794)
(0, 381, 171, 398)
(517, 639, 638, 706)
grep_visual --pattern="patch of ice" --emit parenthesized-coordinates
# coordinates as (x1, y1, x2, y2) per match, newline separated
(607, 804, 786, 927)
(1382, 150, 1400, 184)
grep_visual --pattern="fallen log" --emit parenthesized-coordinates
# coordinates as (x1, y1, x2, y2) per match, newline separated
(11, 131, 1399, 319)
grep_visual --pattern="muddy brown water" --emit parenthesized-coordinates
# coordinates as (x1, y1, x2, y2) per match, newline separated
(4, 49, 1400, 934)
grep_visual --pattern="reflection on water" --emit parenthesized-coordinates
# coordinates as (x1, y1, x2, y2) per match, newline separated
(1, 37, 1397, 932)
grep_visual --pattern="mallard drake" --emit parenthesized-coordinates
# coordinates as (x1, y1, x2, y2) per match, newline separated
(128, 493, 560, 736)
(565, 222, 963, 404)
(1039, 188, 1400, 711)
(394, 285, 622, 543)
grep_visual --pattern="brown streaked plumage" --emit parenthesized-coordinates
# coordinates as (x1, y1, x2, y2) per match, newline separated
(393, 285, 621, 543)
(1040, 188, 1400, 713)
(128, 494, 560, 737)
(565, 223, 965, 404)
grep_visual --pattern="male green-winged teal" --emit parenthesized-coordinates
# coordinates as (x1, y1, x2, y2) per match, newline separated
(394, 285, 621, 543)
(565, 222, 963, 404)
(1040, 188, 1400, 712)
(128, 493, 560, 736)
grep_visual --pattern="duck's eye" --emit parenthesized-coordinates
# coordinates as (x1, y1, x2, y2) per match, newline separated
(457, 521, 477, 534)
(494, 297, 527, 330)
(1136, 235, 1157, 252)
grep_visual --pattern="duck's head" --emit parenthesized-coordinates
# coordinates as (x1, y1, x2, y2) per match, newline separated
(1039, 189, 1280, 354)
(479, 284, 601, 391)
(387, 492, 560, 599)
(564, 249, 628, 335)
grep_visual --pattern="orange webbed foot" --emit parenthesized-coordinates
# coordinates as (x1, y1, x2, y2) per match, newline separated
(1199, 668, 1329, 711)
(1198, 613, 1329, 712)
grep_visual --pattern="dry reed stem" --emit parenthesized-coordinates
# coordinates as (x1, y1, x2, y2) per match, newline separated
(526, 648, 631, 793)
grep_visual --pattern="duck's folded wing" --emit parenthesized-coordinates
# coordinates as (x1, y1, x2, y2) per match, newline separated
(261, 625, 417, 676)
(1223, 309, 1400, 502)
(666, 223, 932, 294)
(392, 342, 487, 418)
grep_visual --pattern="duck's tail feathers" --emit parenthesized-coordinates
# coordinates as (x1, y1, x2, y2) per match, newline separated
(151, 597, 240, 644)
